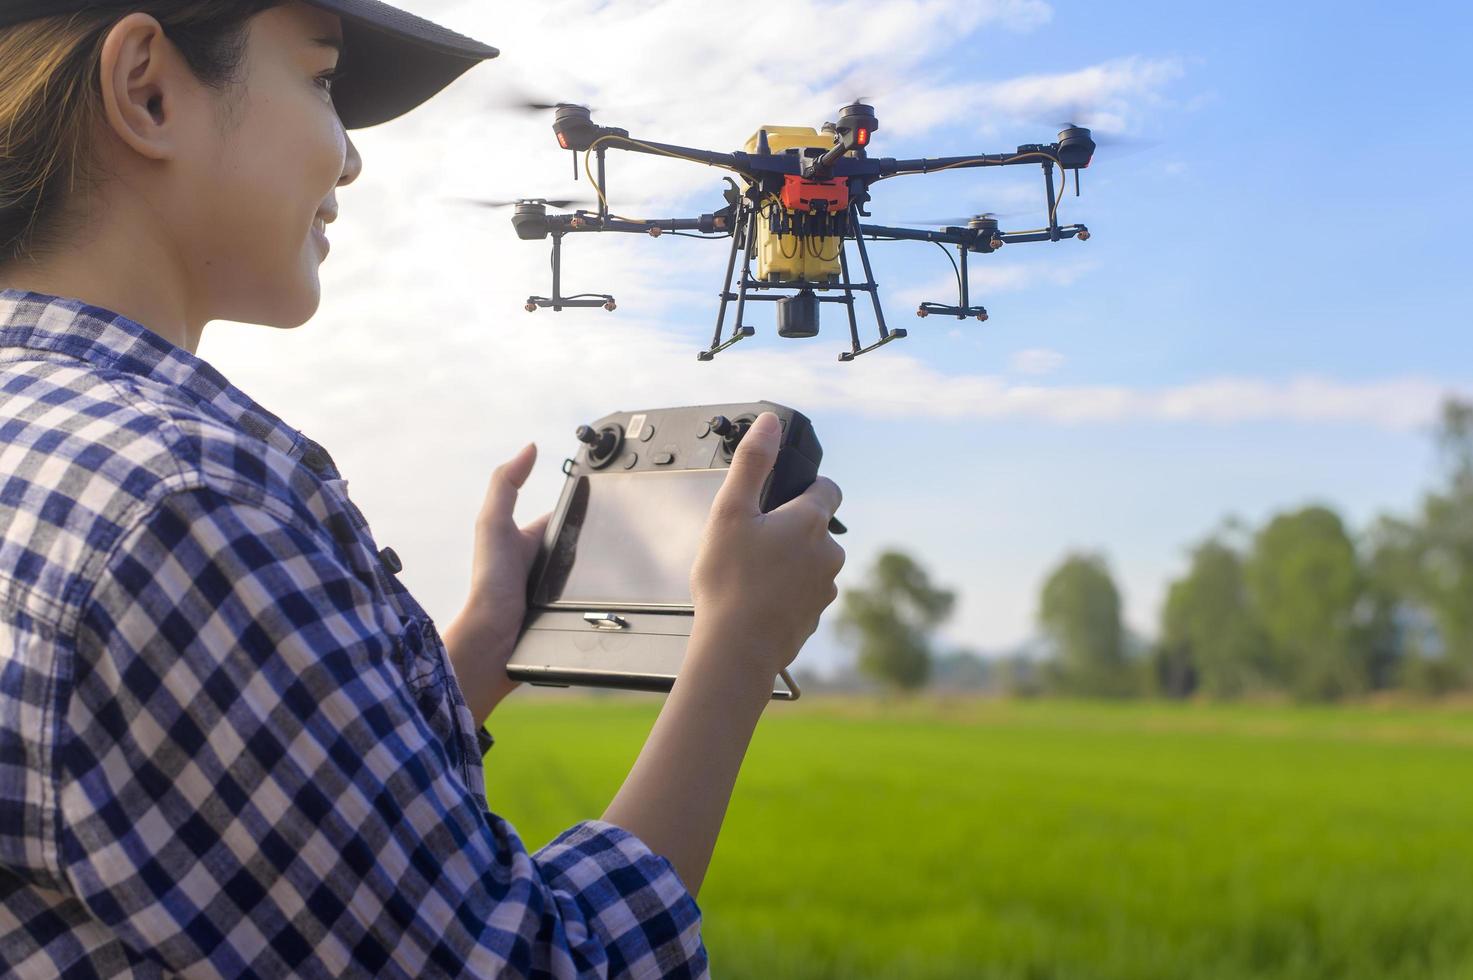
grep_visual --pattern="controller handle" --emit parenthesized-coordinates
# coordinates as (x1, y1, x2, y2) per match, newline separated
(711, 414, 846, 535)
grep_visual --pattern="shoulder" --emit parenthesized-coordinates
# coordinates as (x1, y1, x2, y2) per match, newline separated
(0, 357, 334, 633)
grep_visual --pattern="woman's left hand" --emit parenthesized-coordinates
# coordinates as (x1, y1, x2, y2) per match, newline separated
(443, 442, 551, 727)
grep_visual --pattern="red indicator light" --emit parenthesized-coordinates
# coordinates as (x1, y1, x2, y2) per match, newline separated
(556, 131, 569, 149)
(856, 128, 870, 146)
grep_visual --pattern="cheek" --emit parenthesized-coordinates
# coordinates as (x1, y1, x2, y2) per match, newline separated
(188, 109, 345, 322)
(211, 111, 343, 232)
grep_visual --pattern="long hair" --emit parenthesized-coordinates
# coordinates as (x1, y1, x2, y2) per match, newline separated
(0, 1, 283, 265)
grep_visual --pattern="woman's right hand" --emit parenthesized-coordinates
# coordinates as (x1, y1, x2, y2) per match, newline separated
(689, 412, 846, 677)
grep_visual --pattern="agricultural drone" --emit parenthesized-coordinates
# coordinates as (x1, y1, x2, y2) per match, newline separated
(473, 101, 1097, 361)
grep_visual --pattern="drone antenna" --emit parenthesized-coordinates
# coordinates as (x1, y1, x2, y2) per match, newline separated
(756, 128, 771, 156)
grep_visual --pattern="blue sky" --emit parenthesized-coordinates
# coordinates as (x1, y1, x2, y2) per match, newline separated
(201, 0, 1472, 673)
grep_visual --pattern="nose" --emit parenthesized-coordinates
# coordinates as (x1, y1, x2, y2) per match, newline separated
(339, 132, 363, 187)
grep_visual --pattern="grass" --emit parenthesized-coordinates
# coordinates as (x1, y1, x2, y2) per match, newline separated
(482, 695, 1473, 979)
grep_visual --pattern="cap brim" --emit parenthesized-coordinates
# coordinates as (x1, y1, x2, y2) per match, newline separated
(309, 0, 498, 129)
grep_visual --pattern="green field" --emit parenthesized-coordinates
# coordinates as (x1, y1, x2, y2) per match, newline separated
(482, 695, 1473, 979)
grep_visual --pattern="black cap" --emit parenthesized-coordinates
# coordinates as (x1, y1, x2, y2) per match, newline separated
(0, 0, 499, 129)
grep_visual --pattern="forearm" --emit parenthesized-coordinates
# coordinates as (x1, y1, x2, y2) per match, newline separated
(442, 605, 519, 728)
(601, 625, 775, 898)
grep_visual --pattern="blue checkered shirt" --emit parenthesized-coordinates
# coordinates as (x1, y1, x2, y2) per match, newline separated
(0, 290, 706, 978)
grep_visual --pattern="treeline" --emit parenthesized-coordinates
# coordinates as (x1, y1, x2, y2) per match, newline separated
(833, 398, 1472, 701)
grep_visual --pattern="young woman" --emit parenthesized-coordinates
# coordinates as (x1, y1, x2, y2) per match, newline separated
(0, 2, 845, 976)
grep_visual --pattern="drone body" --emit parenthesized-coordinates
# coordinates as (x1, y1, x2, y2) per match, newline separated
(743, 126, 847, 289)
(483, 102, 1096, 361)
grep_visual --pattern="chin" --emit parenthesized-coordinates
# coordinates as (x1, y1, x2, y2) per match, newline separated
(241, 275, 322, 329)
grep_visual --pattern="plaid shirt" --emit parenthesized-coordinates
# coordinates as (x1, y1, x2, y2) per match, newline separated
(0, 289, 706, 978)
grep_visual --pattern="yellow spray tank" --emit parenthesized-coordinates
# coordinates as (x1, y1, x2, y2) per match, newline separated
(742, 126, 849, 284)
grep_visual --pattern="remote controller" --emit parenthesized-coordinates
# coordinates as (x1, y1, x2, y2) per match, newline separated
(507, 400, 844, 699)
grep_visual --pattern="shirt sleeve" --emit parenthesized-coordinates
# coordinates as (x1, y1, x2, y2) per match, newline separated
(58, 484, 707, 979)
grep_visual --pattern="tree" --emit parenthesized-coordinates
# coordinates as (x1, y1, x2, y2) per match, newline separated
(1366, 398, 1473, 690)
(1436, 397, 1473, 488)
(1155, 537, 1271, 698)
(834, 549, 956, 692)
(1036, 552, 1133, 696)
(1244, 505, 1369, 700)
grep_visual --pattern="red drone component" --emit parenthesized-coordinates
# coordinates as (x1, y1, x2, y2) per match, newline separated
(780, 175, 849, 212)
(856, 127, 870, 147)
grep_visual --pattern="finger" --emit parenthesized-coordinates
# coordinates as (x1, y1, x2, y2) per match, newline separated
(519, 510, 553, 562)
(521, 510, 552, 543)
(775, 475, 842, 524)
(827, 537, 847, 576)
(483, 443, 537, 521)
(712, 412, 780, 517)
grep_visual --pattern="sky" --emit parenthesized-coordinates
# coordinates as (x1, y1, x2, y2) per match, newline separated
(199, 0, 1473, 675)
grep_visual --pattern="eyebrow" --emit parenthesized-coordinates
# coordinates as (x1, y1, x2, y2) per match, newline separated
(310, 36, 344, 56)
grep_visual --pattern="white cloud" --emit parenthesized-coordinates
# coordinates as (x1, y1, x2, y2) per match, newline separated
(966, 55, 1185, 133)
(1009, 347, 1065, 375)
(190, 0, 1292, 643)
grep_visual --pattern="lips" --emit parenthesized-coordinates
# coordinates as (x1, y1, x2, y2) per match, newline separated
(312, 215, 332, 256)
(312, 206, 337, 257)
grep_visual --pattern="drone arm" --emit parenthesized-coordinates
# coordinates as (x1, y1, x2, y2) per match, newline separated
(997, 225, 1089, 244)
(876, 148, 1069, 180)
(591, 133, 745, 172)
(547, 213, 732, 235)
(856, 223, 976, 245)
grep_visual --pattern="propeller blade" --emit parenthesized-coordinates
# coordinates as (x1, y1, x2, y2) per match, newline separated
(1086, 132, 1159, 151)
(486, 84, 594, 115)
(453, 196, 596, 210)
(1043, 101, 1160, 155)
(899, 210, 1022, 226)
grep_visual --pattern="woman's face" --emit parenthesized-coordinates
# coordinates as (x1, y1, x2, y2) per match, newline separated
(172, 1, 362, 328)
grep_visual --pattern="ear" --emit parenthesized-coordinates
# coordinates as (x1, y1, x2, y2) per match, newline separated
(97, 13, 184, 162)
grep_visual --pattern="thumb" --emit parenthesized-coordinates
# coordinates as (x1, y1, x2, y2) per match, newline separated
(521, 509, 552, 543)
(483, 443, 536, 523)
(714, 412, 780, 516)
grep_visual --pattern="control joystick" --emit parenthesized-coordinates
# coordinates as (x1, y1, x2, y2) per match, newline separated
(708, 414, 755, 458)
(576, 423, 623, 468)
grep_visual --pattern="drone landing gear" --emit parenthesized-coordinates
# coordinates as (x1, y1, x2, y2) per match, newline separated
(696, 326, 756, 361)
(837, 328, 908, 361)
(525, 232, 617, 313)
(699, 202, 907, 361)
(916, 238, 987, 322)
(700, 201, 763, 360)
(917, 302, 988, 320)
(834, 214, 905, 362)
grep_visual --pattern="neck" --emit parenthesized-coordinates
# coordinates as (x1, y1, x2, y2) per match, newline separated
(0, 205, 203, 354)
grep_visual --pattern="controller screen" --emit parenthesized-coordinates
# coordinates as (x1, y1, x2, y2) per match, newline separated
(538, 469, 728, 607)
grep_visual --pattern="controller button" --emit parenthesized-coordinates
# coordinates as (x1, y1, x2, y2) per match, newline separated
(654, 451, 674, 465)
(623, 453, 638, 469)
(378, 546, 403, 575)
(639, 424, 655, 442)
(698, 421, 711, 438)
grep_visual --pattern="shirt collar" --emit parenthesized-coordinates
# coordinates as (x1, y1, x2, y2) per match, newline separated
(0, 288, 339, 477)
